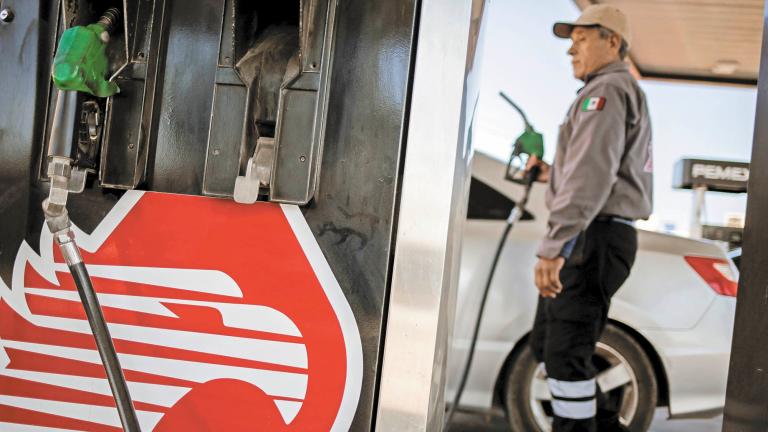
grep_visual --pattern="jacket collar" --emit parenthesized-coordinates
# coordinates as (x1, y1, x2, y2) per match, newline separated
(584, 61, 630, 85)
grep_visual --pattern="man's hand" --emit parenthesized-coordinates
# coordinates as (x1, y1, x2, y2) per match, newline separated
(525, 155, 551, 183)
(534, 256, 565, 298)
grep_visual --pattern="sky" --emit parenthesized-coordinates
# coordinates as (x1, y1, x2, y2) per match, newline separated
(474, 0, 757, 234)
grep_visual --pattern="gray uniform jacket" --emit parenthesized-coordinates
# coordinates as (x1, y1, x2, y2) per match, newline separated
(537, 61, 653, 259)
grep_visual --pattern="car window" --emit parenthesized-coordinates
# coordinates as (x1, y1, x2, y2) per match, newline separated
(467, 177, 533, 221)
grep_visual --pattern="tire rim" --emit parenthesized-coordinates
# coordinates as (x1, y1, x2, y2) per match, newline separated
(528, 341, 640, 431)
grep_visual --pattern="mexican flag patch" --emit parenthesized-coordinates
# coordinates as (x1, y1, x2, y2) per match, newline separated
(581, 96, 606, 111)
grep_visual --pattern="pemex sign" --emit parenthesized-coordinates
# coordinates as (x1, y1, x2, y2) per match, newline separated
(673, 158, 750, 193)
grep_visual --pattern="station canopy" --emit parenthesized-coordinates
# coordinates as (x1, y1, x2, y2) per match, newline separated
(574, 0, 764, 85)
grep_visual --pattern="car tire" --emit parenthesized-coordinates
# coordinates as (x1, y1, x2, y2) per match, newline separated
(503, 324, 658, 432)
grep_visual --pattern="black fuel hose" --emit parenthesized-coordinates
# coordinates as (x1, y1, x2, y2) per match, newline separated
(445, 167, 540, 429)
(67, 259, 141, 431)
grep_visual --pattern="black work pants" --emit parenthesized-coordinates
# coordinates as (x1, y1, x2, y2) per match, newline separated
(530, 220, 638, 432)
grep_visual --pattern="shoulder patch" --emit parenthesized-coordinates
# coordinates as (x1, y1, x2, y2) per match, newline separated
(581, 96, 606, 112)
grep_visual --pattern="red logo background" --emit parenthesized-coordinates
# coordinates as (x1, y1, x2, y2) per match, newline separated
(0, 192, 360, 431)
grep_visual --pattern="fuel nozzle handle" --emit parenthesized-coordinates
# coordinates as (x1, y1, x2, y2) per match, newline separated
(52, 7, 121, 97)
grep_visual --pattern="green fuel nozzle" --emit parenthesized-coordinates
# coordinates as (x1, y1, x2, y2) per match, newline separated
(514, 126, 544, 160)
(499, 92, 545, 183)
(499, 91, 544, 159)
(52, 7, 121, 97)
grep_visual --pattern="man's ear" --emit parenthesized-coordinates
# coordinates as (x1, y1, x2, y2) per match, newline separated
(611, 33, 622, 50)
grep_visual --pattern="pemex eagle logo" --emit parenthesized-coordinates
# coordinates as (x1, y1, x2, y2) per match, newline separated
(0, 191, 363, 431)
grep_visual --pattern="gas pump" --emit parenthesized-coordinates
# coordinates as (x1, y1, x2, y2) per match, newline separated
(0, 0, 488, 430)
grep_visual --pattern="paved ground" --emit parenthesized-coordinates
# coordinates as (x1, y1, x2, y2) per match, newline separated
(448, 408, 722, 431)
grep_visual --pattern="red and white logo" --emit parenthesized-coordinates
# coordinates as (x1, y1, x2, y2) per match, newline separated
(0, 191, 363, 431)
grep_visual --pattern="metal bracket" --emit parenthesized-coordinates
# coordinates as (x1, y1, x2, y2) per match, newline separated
(43, 156, 86, 233)
(47, 156, 87, 193)
(267, 0, 338, 205)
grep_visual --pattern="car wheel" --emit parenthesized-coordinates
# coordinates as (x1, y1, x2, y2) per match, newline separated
(503, 324, 658, 432)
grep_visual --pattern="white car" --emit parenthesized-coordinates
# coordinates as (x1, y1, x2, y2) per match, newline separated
(448, 152, 738, 431)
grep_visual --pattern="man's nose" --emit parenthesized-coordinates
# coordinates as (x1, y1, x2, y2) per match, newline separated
(567, 44, 577, 56)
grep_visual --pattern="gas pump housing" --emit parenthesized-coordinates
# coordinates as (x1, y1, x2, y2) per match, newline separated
(0, 0, 488, 430)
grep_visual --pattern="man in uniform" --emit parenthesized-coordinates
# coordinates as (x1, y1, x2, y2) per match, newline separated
(526, 5, 653, 431)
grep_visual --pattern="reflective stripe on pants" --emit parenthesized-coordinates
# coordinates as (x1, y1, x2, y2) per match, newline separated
(552, 398, 597, 420)
(548, 378, 596, 399)
(548, 378, 597, 420)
